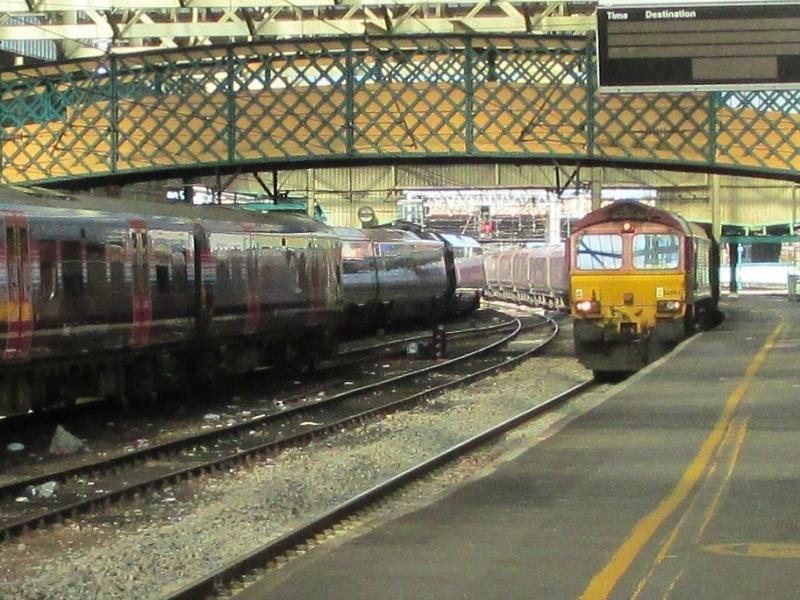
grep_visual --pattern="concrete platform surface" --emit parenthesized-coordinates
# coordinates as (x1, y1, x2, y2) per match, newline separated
(240, 296, 800, 600)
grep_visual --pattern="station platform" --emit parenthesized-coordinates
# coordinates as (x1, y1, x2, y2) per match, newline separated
(242, 296, 800, 600)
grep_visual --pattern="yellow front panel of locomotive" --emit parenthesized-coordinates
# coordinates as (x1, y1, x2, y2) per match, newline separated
(571, 273, 685, 330)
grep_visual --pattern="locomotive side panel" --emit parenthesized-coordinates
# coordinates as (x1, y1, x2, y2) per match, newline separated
(371, 234, 449, 323)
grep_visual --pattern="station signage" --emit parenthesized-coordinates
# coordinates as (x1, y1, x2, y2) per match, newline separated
(597, 2, 800, 91)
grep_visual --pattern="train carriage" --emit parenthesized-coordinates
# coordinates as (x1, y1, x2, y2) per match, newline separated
(0, 187, 342, 415)
(514, 246, 569, 309)
(0, 185, 484, 418)
(437, 233, 484, 314)
(569, 201, 719, 374)
(483, 245, 568, 310)
(367, 229, 449, 324)
(494, 249, 519, 301)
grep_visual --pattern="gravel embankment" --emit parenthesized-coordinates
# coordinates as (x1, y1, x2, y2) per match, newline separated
(0, 323, 592, 600)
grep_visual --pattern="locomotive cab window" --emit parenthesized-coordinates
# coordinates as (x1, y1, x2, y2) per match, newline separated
(576, 234, 622, 270)
(633, 234, 680, 270)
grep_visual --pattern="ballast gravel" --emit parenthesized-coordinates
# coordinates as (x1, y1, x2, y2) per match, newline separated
(0, 324, 591, 600)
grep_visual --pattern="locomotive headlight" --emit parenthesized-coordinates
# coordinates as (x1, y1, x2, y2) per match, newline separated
(657, 300, 683, 313)
(576, 299, 600, 315)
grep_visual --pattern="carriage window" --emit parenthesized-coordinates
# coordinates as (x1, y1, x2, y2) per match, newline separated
(216, 259, 231, 289)
(108, 242, 125, 291)
(230, 255, 244, 293)
(172, 249, 188, 292)
(62, 241, 84, 298)
(40, 240, 57, 300)
(246, 251, 257, 288)
(576, 234, 623, 270)
(341, 241, 372, 259)
(132, 232, 150, 295)
(633, 234, 680, 269)
(86, 242, 107, 296)
(155, 245, 171, 294)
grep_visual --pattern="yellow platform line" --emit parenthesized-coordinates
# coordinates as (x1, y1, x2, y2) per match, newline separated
(580, 321, 785, 600)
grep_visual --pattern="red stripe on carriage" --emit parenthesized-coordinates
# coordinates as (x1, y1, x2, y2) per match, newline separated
(3, 212, 33, 361)
(129, 221, 153, 347)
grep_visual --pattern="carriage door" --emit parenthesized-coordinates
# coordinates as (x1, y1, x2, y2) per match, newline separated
(4, 215, 32, 360)
(129, 221, 152, 346)
(244, 233, 260, 335)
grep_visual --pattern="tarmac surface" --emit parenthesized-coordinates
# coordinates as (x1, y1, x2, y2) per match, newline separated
(240, 296, 800, 600)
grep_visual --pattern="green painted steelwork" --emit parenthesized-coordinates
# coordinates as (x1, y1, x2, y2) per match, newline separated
(720, 236, 800, 244)
(3, 34, 800, 187)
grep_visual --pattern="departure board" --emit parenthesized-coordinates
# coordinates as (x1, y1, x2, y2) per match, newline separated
(597, 2, 800, 91)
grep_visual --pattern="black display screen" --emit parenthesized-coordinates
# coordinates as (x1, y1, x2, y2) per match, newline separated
(597, 3, 800, 91)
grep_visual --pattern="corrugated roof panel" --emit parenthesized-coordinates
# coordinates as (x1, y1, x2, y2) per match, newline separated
(396, 164, 496, 188)
(658, 200, 712, 223)
(0, 16, 58, 61)
(497, 164, 556, 187)
(724, 185, 795, 226)
(313, 191, 397, 228)
(312, 167, 393, 195)
(602, 168, 709, 188)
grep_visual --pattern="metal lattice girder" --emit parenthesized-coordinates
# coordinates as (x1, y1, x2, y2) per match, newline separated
(4, 33, 800, 187)
(594, 93, 711, 164)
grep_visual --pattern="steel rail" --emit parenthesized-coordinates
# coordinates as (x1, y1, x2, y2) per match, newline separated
(337, 317, 519, 358)
(165, 376, 595, 600)
(0, 315, 534, 541)
(0, 316, 519, 504)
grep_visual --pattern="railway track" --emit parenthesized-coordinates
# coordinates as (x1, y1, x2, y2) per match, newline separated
(0, 313, 515, 487)
(165, 378, 596, 600)
(0, 312, 543, 542)
(335, 315, 519, 361)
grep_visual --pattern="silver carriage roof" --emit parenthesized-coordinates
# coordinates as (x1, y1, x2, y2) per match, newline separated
(0, 184, 333, 235)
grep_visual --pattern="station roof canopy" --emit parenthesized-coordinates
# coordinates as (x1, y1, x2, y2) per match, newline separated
(0, 1, 596, 59)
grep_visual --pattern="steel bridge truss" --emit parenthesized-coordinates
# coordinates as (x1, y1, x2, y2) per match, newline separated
(2, 34, 800, 187)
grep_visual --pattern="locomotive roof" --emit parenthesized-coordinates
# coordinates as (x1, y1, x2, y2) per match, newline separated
(328, 226, 368, 241)
(438, 233, 481, 248)
(0, 185, 332, 234)
(362, 228, 424, 242)
(572, 201, 706, 239)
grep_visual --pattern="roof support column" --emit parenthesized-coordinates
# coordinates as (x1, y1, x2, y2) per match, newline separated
(590, 167, 602, 211)
(710, 173, 721, 241)
(59, 11, 83, 59)
(548, 196, 562, 244)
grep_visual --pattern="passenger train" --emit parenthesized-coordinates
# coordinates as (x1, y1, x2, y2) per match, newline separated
(0, 186, 483, 417)
(569, 201, 719, 374)
(334, 226, 484, 328)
